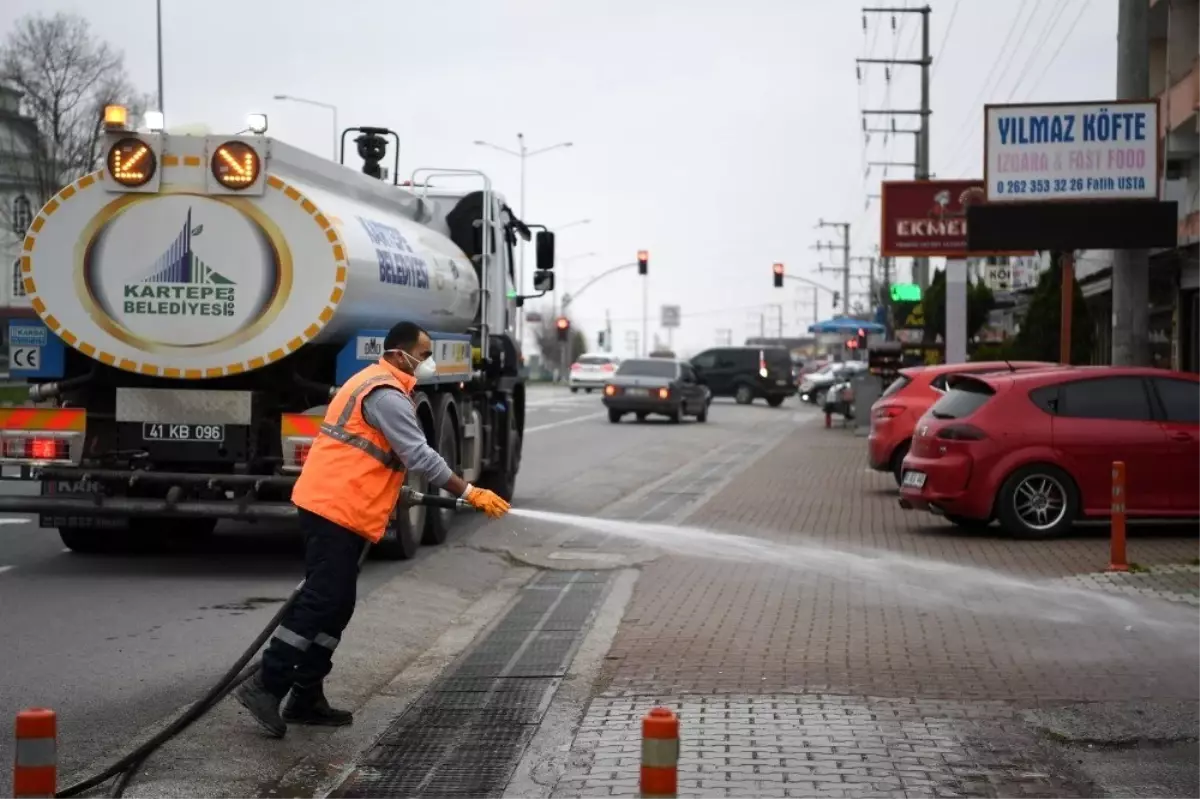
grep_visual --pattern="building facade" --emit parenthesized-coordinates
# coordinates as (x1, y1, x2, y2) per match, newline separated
(0, 84, 39, 371)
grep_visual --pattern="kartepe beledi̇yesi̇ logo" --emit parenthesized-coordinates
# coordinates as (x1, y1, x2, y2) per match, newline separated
(123, 208, 237, 318)
(84, 195, 279, 349)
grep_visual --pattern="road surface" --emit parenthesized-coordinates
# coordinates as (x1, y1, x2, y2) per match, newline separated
(0, 384, 776, 781)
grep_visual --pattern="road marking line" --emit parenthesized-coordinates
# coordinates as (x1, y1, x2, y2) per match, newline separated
(0, 518, 29, 525)
(525, 412, 606, 434)
(0, 565, 13, 575)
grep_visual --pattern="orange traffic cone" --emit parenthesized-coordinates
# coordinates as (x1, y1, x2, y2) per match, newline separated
(640, 705, 678, 798)
(13, 708, 56, 798)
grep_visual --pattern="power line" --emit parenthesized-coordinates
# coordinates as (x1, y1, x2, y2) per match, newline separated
(1026, 0, 1095, 96)
(945, 0, 1093, 176)
(936, 0, 1034, 173)
(929, 0, 961, 80)
(986, 0, 1049, 104)
(1002, 0, 1078, 101)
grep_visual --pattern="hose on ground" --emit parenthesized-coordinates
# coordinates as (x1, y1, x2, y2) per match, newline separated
(56, 488, 465, 797)
(56, 542, 372, 799)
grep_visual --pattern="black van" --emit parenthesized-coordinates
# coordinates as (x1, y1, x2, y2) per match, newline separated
(690, 346, 797, 406)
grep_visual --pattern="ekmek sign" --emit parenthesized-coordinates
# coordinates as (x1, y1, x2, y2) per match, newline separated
(879, 180, 1031, 259)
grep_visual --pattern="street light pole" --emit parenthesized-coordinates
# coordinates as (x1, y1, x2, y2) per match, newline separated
(274, 95, 338, 161)
(474, 135, 573, 343)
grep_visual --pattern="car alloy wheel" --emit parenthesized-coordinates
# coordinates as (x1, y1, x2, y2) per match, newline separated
(1012, 473, 1068, 531)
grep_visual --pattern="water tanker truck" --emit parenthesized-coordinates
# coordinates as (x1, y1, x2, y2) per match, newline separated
(0, 110, 556, 558)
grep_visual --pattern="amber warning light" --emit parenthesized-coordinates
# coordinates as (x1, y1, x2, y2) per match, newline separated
(107, 137, 156, 187)
(211, 141, 261, 190)
(103, 104, 129, 131)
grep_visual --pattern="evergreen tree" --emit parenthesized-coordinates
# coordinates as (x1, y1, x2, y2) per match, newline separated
(1012, 253, 1093, 363)
(920, 267, 997, 342)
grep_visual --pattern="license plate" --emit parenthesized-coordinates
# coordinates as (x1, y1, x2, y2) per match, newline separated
(776, 379, 789, 385)
(625, 388, 649, 396)
(901, 470, 926, 488)
(142, 422, 225, 442)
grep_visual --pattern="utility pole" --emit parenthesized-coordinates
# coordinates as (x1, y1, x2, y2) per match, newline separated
(1112, 0, 1150, 365)
(814, 220, 852, 315)
(858, 5, 932, 287)
(850, 255, 878, 307)
(604, 309, 612, 353)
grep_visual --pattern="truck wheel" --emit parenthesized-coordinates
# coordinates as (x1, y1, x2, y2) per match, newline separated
(735, 385, 754, 405)
(375, 473, 424, 560)
(375, 394, 433, 560)
(478, 403, 520, 501)
(423, 395, 459, 546)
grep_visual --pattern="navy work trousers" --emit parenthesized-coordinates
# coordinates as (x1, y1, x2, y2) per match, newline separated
(260, 508, 367, 697)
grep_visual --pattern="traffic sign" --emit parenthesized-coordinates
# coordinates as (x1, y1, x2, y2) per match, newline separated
(890, 283, 922, 302)
(660, 305, 681, 329)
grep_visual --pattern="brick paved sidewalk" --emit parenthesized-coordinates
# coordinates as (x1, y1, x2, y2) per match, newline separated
(550, 416, 1199, 798)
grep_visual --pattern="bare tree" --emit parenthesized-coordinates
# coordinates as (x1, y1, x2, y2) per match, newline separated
(0, 12, 151, 233)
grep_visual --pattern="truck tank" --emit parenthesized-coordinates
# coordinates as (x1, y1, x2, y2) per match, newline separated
(20, 137, 482, 379)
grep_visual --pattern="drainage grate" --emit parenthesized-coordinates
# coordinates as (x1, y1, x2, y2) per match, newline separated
(332, 572, 611, 798)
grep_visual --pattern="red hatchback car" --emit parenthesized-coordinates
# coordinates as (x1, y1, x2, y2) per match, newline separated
(868, 361, 1056, 484)
(898, 366, 1200, 538)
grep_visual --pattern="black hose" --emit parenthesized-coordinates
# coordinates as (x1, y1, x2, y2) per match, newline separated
(56, 542, 372, 798)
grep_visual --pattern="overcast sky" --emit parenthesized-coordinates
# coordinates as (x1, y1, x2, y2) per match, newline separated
(1, 0, 1118, 357)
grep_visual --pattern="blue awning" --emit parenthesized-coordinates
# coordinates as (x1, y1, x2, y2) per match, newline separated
(808, 316, 886, 335)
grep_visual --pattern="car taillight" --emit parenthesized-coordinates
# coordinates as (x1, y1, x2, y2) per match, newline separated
(873, 405, 904, 420)
(657, 387, 670, 399)
(601, 363, 615, 372)
(759, 356, 768, 379)
(570, 363, 581, 371)
(937, 424, 988, 441)
(604, 385, 617, 396)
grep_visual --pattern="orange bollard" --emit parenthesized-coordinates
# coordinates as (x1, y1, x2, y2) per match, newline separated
(640, 706, 678, 798)
(13, 709, 56, 798)
(1108, 461, 1128, 572)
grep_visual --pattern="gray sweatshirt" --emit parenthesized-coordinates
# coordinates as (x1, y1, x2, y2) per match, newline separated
(360, 388, 454, 487)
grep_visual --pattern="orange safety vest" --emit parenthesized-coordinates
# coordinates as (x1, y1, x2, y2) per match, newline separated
(291, 359, 417, 542)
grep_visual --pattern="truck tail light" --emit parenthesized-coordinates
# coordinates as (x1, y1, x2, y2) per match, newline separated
(0, 408, 86, 466)
(280, 413, 322, 473)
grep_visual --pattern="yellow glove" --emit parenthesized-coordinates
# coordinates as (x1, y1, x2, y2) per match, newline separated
(464, 485, 510, 519)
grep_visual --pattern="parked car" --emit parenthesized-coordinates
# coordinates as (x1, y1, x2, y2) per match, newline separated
(603, 358, 710, 423)
(569, 353, 621, 392)
(898, 366, 1200, 538)
(690, 346, 796, 406)
(800, 361, 866, 405)
(868, 360, 1058, 484)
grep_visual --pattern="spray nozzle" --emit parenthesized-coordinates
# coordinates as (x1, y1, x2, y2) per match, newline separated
(400, 486, 469, 510)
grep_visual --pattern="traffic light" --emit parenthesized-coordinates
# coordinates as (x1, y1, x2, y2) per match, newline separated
(772, 262, 784, 288)
(856, 327, 868, 350)
(555, 316, 570, 342)
(637, 250, 649, 276)
(832, 290, 840, 308)
(597, 330, 606, 348)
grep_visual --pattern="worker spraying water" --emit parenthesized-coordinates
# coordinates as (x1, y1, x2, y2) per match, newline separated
(235, 321, 511, 738)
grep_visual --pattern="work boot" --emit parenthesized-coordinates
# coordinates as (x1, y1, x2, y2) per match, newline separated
(282, 683, 353, 726)
(233, 674, 287, 738)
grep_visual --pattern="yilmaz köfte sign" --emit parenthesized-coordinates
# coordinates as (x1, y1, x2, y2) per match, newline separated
(984, 100, 1160, 203)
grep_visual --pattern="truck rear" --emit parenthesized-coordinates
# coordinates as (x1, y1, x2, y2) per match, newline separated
(0, 110, 553, 558)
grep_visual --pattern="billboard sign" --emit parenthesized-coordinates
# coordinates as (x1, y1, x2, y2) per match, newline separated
(880, 180, 990, 258)
(984, 100, 1160, 203)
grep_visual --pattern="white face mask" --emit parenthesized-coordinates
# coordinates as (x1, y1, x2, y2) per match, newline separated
(390, 348, 437, 381)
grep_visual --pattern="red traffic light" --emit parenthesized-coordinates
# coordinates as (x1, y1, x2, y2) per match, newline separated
(555, 316, 569, 330)
(846, 338, 859, 349)
(636, 250, 649, 275)
(857, 328, 865, 337)
(772, 262, 784, 275)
